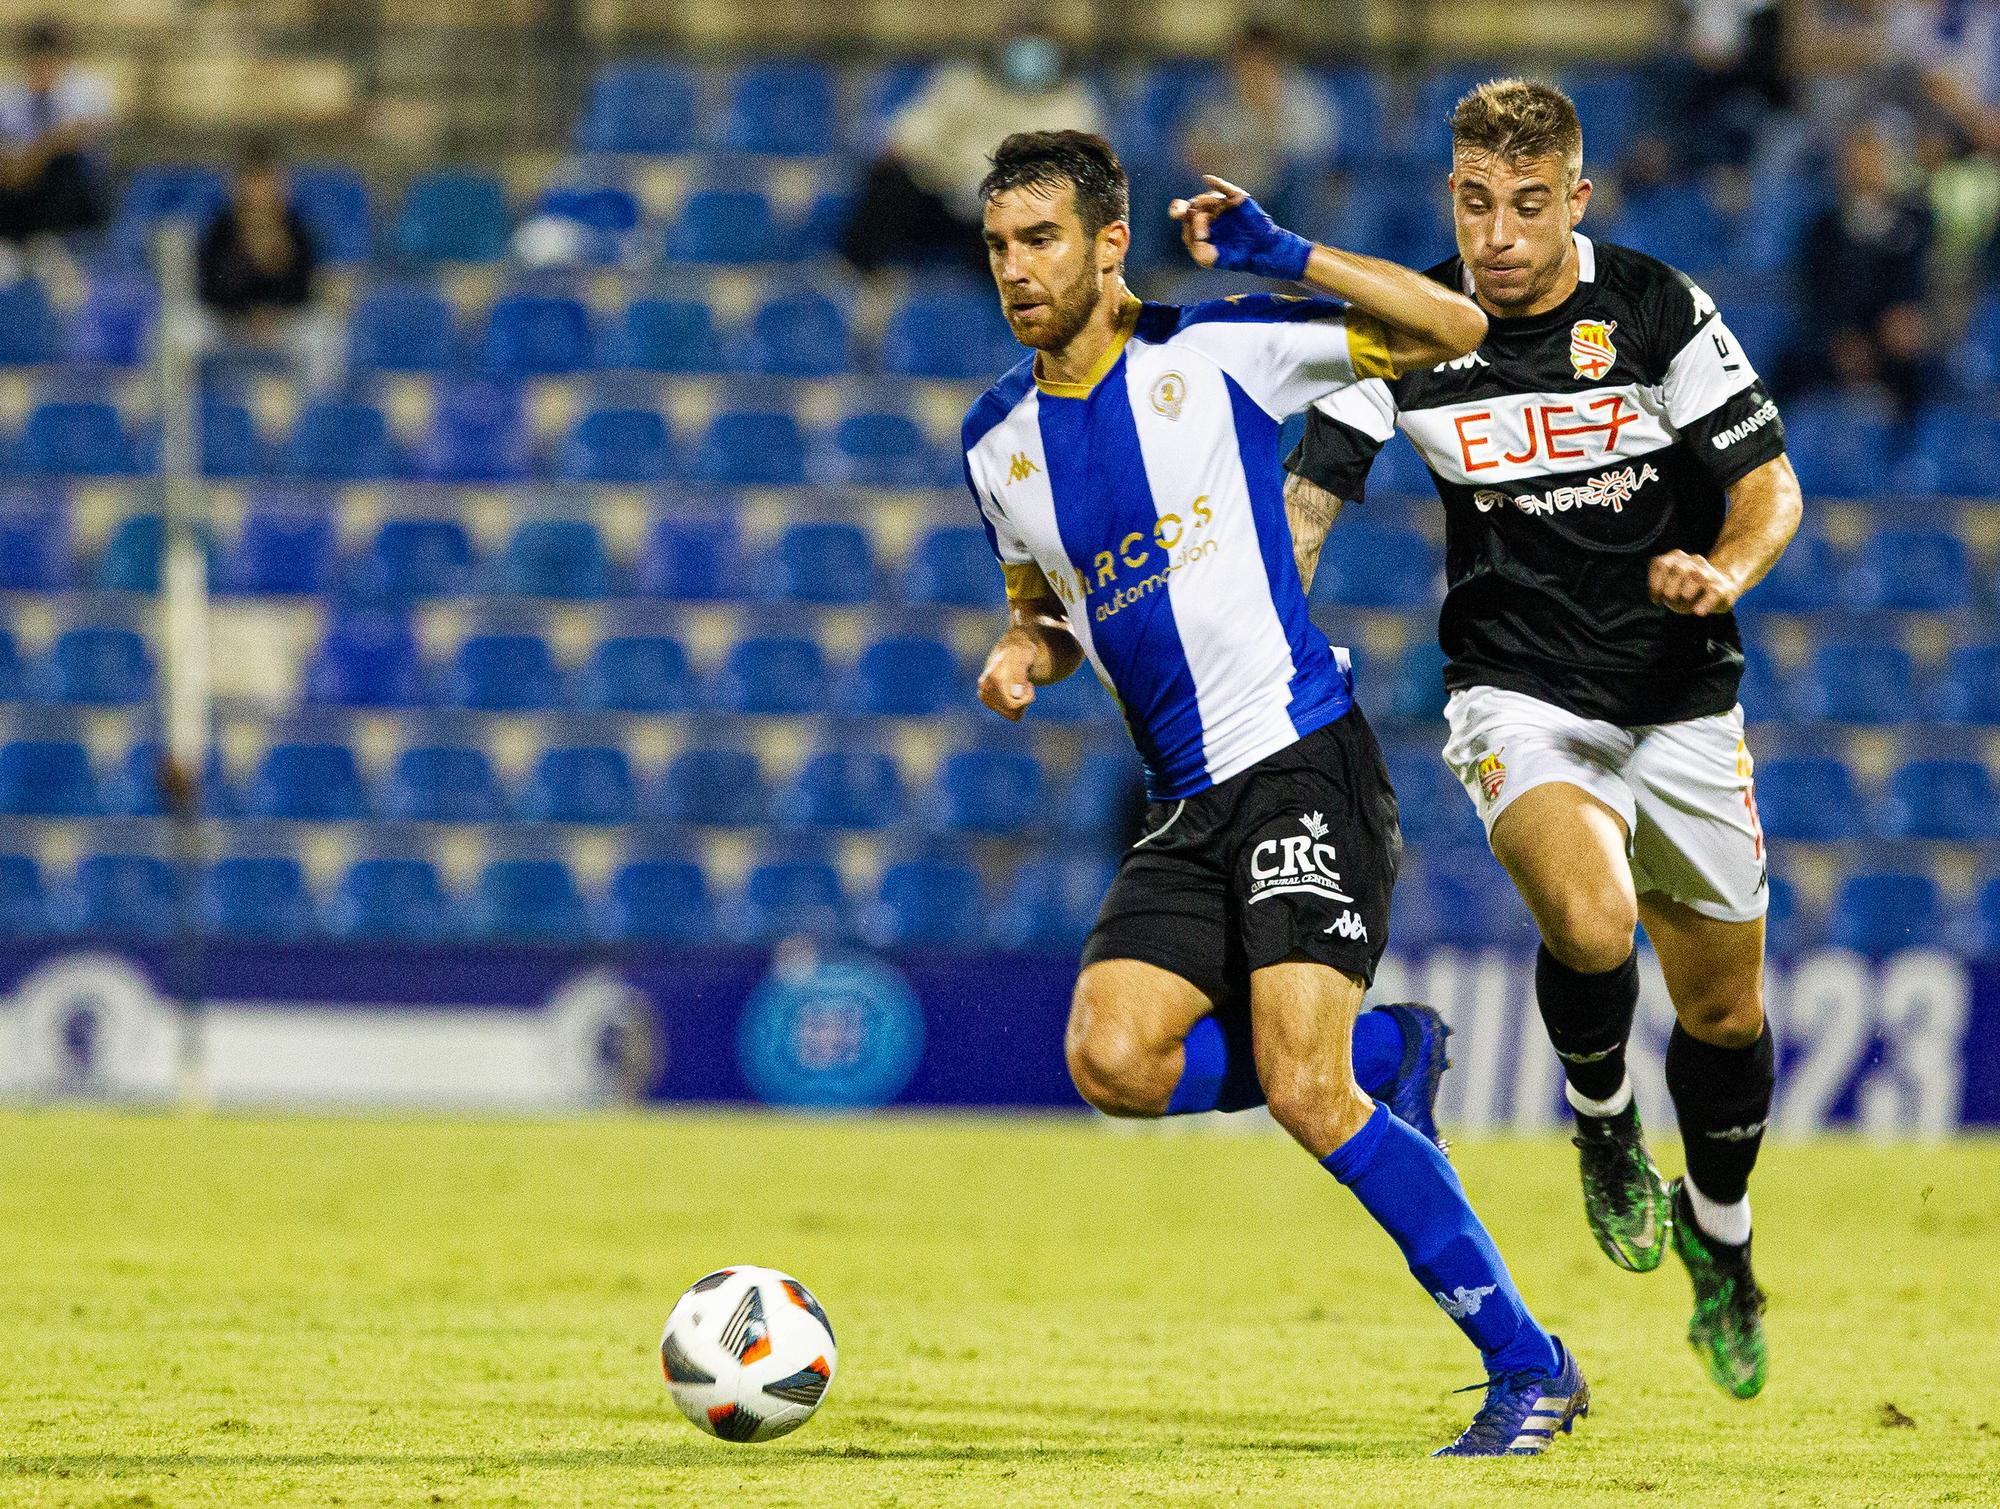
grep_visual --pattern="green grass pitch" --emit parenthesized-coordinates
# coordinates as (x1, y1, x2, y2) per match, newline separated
(4, 1110, 1997, 1508)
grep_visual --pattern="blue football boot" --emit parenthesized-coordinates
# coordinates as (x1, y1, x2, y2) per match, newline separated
(1433, 1337, 1589, 1457)
(1376, 1002, 1452, 1151)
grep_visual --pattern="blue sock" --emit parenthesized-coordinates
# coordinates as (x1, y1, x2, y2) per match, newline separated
(1166, 1010, 1408, 1115)
(1322, 1102, 1559, 1378)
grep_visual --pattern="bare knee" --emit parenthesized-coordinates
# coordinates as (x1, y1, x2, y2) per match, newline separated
(1260, 1053, 1374, 1159)
(1065, 980, 1177, 1117)
(1537, 893, 1637, 974)
(1676, 988, 1764, 1049)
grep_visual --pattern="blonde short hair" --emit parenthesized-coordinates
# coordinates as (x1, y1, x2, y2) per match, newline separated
(1449, 78, 1584, 185)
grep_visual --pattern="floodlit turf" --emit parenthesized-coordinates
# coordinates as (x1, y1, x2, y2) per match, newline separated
(3, 1111, 1997, 1508)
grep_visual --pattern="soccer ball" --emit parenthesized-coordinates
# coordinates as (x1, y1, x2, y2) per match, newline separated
(659, 1265, 837, 1442)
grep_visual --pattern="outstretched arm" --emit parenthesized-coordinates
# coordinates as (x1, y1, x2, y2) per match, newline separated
(977, 569, 1084, 721)
(1649, 453, 1803, 616)
(1284, 471, 1346, 594)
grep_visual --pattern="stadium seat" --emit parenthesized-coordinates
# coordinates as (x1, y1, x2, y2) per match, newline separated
(782, 751, 905, 829)
(741, 292, 853, 377)
(1752, 756, 1857, 842)
(638, 513, 742, 600)
(222, 505, 334, 594)
(575, 61, 699, 153)
(450, 633, 563, 710)
(863, 859, 985, 949)
(326, 858, 457, 941)
(990, 854, 1119, 952)
(1895, 405, 2000, 499)
(284, 399, 404, 481)
(933, 750, 1044, 836)
(109, 165, 228, 254)
(663, 189, 789, 264)
(0, 502, 70, 589)
(1022, 666, 1116, 723)
(579, 636, 697, 712)
(18, 401, 138, 476)
(1559, 68, 1644, 167)
(603, 859, 713, 942)
(729, 858, 849, 943)
(385, 745, 504, 823)
(1830, 871, 1943, 956)
(1058, 749, 1144, 839)
(418, 379, 532, 482)
(201, 400, 267, 478)
(1746, 532, 1840, 613)
(290, 163, 373, 263)
(1385, 747, 1484, 850)
(68, 853, 176, 936)
(554, 406, 676, 483)
(526, 183, 640, 264)
(348, 284, 459, 371)
(1792, 639, 1913, 724)
(854, 60, 934, 148)
(497, 519, 610, 599)
(520, 745, 635, 825)
(0, 277, 58, 364)
(695, 411, 808, 485)
(1843, 528, 1970, 612)
(95, 513, 164, 592)
(1400, 854, 1538, 951)
(1311, 522, 1438, 608)
(1781, 396, 1892, 500)
(0, 853, 45, 936)
(656, 748, 769, 827)
(1613, 183, 1728, 278)
(104, 741, 233, 818)
(246, 742, 372, 821)
(713, 636, 828, 715)
(850, 636, 959, 716)
(204, 856, 313, 939)
(722, 61, 836, 154)
(1937, 642, 2000, 723)
(42, 626, 152, 705)
(608, 298, 724, 373)
(1381, 637, 1448, 723)
(65, 273, 157, 366)
(1879, 759, 1999, 841)
(821, 411, 943, 487)
(478, 293, 596, 376)
(770, 521, 873, 603)
(304, 611, 427, 707)
(905, 525, 1003, 606)
(881, 289, 1017, 379)
(470, 859, 588, 943)
(395, 171, 509, 262)
(357, 518, 474, 598)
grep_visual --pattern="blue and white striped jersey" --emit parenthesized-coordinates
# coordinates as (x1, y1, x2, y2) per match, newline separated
(962, 293, 1395, 800)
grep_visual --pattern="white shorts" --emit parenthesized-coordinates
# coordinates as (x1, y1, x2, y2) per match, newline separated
(1441, 685, 1769, 924)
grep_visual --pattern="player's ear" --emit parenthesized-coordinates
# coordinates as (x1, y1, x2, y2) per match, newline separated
(1098, 218, 1130, 271)
(1569, 176, 1592, 228)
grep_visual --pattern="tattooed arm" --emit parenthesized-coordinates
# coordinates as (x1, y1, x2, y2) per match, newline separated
(1284, 470, 1346, 594)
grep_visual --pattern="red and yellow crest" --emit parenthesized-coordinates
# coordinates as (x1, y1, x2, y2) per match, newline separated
(1569, 319, 1619, 381)
(1475, 749, 1507, 803)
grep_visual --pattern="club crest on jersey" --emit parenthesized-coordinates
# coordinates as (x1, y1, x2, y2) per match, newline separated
(1475, 748, 1507, 803)
(1568, 318, 1618, 381)
(1149, 371, 1187, 420)
(1248, 811, 1355, 908)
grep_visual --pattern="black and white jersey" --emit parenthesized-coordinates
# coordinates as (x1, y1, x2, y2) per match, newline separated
(1286, 234, 1788, 727)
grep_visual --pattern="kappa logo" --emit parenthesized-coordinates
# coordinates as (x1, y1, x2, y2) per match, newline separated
(1248, 811, 1355, 908)
(1323, 910, 1369, 942)
(1706, 1121, 1767, 1142)
(1442, 349, 1491, 372)
(1006, 451, 1039, 484)
(1569, 318, 1619, 381)
(1475, 748, 1507, 803)
(1149, 370, 1188, 420)
(1434, 1283, 1499, 1320)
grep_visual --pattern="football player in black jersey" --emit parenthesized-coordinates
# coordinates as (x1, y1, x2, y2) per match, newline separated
(1283, 79, 1802, 1400)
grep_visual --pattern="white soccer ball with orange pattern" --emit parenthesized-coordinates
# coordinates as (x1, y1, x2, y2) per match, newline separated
(659, 1265, 837, 1442)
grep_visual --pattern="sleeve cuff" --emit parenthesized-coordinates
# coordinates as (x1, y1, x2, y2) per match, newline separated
(1345, 314, 1398, 382)
(1002, 563, 1046, 602)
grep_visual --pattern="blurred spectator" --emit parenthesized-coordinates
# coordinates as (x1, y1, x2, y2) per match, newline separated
(190, 138, 342, 392)
(0, 18, 113, 246)
(840, 24, 1101, 276)
(1776, 123, 1935, 414)
(1179, 23, 1335, 224)
(1647, 1, 1792, 173)
(1889, 0, 2000, 151)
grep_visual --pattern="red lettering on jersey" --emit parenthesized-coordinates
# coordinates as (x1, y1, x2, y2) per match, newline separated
(1585, 393, 1640, 450)
(1501, 413, 1539, 465)
(1540, 404, 1591, 461)
(1455, 411, 1497, 472)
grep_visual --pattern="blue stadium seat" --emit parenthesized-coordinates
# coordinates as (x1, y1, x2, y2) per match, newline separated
(1122, 59, 1217, 160)
(771, 521, 873, 603)
(1613, 183, 1728, 278)
(1880, 759, 1999, 841)
(0, 629, 19, 701)
(385, 745, 504, 822)
(822, 411, 942, 487)
(1022, 666, 1116, 723)
(0, 853, 44, 936)
(638, 513, 742, 600)
(1381, 638, 1448, 722)
(863, 859, 984, 949)
(854, 61, 934, 149)
(714, 636, 828, 714)
(1319, 67, 1385, 167)
(1830, 872, 1942, 956)
(223, 505, 333, 594)
(69, 853, 175, 935)
(290, 164, 373, 263)
(348, 284, 459, 371)
(555, 406, 676, 482)
(933, 750, 1044, 836)
(1752, 756, 1856, 842)
(498, 519, 610, 599)
(657, 747, 768, 827)
(1058, 749, 1143, 839)
(104, 741, 233, 818)
(1955, 292, 2000, 390)
(478, 293, 596, 376)
(990, 855, 1118, 952)
(304, 611, 427, 706)
(95, 513, 163, 592)
(110, 165, 228, 253)
(19, 401, 138, 475)
(1559, 68, 1644, 167)
(395, 171, 509, 262)
(782, 751, 905, 829)
(527, 184, 639, 264)
(608, 298, 724, 373)
(741, 292, 852, 377)
(1311, 523, 1438, 608)
(722, 61, 836, 154)
(730, 857, 848, 943)
(326, 858, 457, 941)
(850, 636, 959, 716)
(204, 856, 313, 939)
(905, 525, 1003, 606)
(201, 400, 267, 477)
(604, 859, 713, 942)
(663, 189, 789, 264)
(1384, 746, 1484, 850)
(1792, 639, 1913, 724)
(470, 859, 589, 943)
(43, 627, 152, 704)
(520, 745, 635, 824)
(419, 380, 532, 484)
(1843, 527, 1970, 612)
(1746, 532, 1840, 613)
(793, 187, 857, 260)
(1894, 405, 2000, 499)
(576, 61, 698, 153)
(1400, 854, 1538, 950)
(247, 742, 371, 821)
(0, 277, 58, 364)
(881, 289, 1017, 379)
(358, 518, 473, 598)
(450, 633, 563, 710)
(65, 274, 157, 366)
(579, 636, 696, 712)
(284, 399, 404, 481)
(1782, 396, 1892, 500)
(0, 502, 70, 588)
(1938, 642, 2000, 723)
(696, 411, 807, 485)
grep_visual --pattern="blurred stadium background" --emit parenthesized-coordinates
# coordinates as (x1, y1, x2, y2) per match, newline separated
(0, 0, 1994, 1133)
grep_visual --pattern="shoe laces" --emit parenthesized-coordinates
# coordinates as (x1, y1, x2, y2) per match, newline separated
(1445, 1367, 1547, 1451)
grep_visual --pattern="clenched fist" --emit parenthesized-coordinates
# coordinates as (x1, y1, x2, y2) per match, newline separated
(978, 638, 1040, 721)
(1649, 550, 1741, 617)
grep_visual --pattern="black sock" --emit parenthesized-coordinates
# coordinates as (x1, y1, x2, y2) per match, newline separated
(1535, 944, 1639, 1104)
(1665, 1021, 1774, 1209)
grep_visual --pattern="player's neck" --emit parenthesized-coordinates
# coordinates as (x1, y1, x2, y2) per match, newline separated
(1479, 241, 1580, 321)
(1036, 281, 1138, 390)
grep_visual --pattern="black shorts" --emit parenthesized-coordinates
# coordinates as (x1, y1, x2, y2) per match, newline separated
(1081, 706, 1401, 1003)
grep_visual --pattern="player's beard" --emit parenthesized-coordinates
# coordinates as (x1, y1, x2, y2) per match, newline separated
(1011, 257, 1105, 353)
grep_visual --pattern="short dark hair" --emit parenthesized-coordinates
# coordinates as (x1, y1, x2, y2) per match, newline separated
(979, 130, 1129, 238)
(1450, 78, 1584, 186)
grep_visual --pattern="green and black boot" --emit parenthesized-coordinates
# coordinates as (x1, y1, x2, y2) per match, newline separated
(1669, 1177, 1768, 1399)
(1571, 1099, 1673, 1272)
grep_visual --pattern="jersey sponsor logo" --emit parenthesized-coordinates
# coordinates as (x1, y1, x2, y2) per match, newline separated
(1322, 909, 1370, 942)
(1039, 495, 1221, 621)
(1434, 1283, 1499, 1319)
(1709, 398, 1779, 451)
(1248, 811, 1355, 907)
(1149, 370, 1187, 420)
(1006, 451, 1040, 484)
(1420, 390, 1656, 483)
(1472, 461, 1662, 520)
(1569, 318, 1619, 380)
(1475, 747, 1507, 802)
